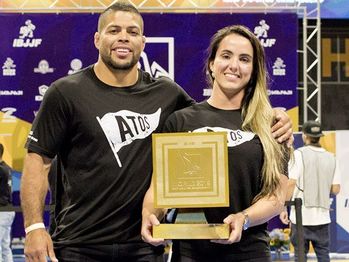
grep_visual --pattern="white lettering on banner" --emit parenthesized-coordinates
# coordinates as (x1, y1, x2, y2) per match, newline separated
(13, 20, 42, 48)
(0, 90, 23, 96)
(1, 107, 17, 123)
(268, 90, 293, 95)
(97, 108, 161, 167)
(13, 38, 42, 48)
(192, 127, 255, 147)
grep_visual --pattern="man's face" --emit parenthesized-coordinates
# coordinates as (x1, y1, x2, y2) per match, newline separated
(94, 11, 145, 71)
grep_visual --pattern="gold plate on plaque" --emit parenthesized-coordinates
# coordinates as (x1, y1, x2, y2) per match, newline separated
(152, 132, 230, 239)
(153, 224, 230, 239)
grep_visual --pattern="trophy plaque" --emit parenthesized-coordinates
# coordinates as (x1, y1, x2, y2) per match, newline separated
(152, 132, 230, 239)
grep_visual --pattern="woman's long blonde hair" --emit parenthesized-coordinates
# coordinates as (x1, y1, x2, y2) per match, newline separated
(205, 25, 289, 201)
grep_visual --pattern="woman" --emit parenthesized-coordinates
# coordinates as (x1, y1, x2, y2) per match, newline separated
(142, 25, 290, 262)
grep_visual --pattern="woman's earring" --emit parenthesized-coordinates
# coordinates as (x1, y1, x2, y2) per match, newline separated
(211, 72, 215, 79)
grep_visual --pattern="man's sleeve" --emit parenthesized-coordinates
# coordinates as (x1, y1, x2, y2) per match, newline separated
(288, 150, 302, 180)
(25, 84, 70, 158)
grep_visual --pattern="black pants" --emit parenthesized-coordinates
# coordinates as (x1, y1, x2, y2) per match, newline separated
(54, 242, 164, 262)
(291, 223, 330, 262)
(172, 253, 271, 262)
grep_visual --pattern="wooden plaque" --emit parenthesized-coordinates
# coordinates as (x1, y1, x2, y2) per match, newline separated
(152, 132, 230, 239)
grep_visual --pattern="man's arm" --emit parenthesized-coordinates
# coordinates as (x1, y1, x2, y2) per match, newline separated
(20, 152, 57, 262)
(272, 108, 293, 146)
(331, 184, 340, 195)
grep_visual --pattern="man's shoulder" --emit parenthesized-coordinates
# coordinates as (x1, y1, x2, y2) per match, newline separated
(0, 161, 11, 174)
(48, 66, 93, 98)
(53, 66, 92, 89)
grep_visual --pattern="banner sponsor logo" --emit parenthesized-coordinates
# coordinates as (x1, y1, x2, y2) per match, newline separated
(139, 37, 174, 80)
(35, 85, 49, 101)
(272, 57, 286, 76)
(34, 60, 54, 74)
(68, 58, 83, 75)
(203, 88, 212, 97)
(1, 107, 17, 123)
(2, 58, 16, 76)
(254, 19, 276, 47)
(13, 19, 42, 48)
(0, 90, 23, 96)
(268, 89, 293, 95)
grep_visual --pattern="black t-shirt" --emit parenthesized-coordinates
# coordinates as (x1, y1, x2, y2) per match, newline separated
(25, 66, 194, 246)
(163, 101, 274, 261)
(0, 160, 12, 206)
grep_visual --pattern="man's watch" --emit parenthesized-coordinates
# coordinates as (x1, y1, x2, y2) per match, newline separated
(242, 210, 250, 231)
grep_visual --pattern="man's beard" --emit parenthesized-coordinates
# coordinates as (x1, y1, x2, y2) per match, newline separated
(101, 52, 139, 71)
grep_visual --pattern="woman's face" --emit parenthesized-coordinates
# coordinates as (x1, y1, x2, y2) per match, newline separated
(210, 33, 254, 100)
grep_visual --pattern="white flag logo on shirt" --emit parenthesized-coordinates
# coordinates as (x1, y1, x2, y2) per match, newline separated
(192, 127, 255, 147)
(97, 108, 161, 167)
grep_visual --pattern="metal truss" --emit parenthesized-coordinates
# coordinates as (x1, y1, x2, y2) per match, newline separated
(0, 0, 321, 126)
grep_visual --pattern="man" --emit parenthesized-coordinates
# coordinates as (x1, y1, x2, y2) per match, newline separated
(0, 143, 15, 262)
(21, 3, 293, 262)
(280, 120, 341, 262)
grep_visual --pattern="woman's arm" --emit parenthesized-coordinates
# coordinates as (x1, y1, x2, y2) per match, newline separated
(213, 174, 288, 245)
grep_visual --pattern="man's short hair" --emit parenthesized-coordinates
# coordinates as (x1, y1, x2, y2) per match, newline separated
(97, 2, 144, 33)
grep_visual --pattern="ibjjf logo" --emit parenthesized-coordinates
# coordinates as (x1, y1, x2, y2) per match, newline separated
(272, 57, 286, 76)
(68, 59, 83, 75)
(254, 20, 276, 48)
(138, 37, 174, 80)
(35, 85, 49, 101)
(2, 58, 16, 76)
(34, 60, 54, 74)
(1, 107, 17, 123)
(13, 19, 42, 48)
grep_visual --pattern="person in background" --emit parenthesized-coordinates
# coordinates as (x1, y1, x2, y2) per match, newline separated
(0, 143, 15, 262)
(20, 3, 293, 262)
(142, 25, 290, 262)
(280, 120, 341, 262)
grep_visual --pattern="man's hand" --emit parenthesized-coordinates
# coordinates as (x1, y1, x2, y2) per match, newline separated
(24, 229, 57, 262)
(279, 210, 290, 225)
(272, 108, 293, 147)
(211, 213, 245, 245)
(141, 213, 168, 247)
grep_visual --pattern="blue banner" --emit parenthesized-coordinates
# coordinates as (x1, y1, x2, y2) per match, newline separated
(0, 12, 298, 238)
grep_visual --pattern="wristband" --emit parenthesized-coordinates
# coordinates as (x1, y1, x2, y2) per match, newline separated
(25, 223, 45, 234)
(242, 211, 250, 231)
